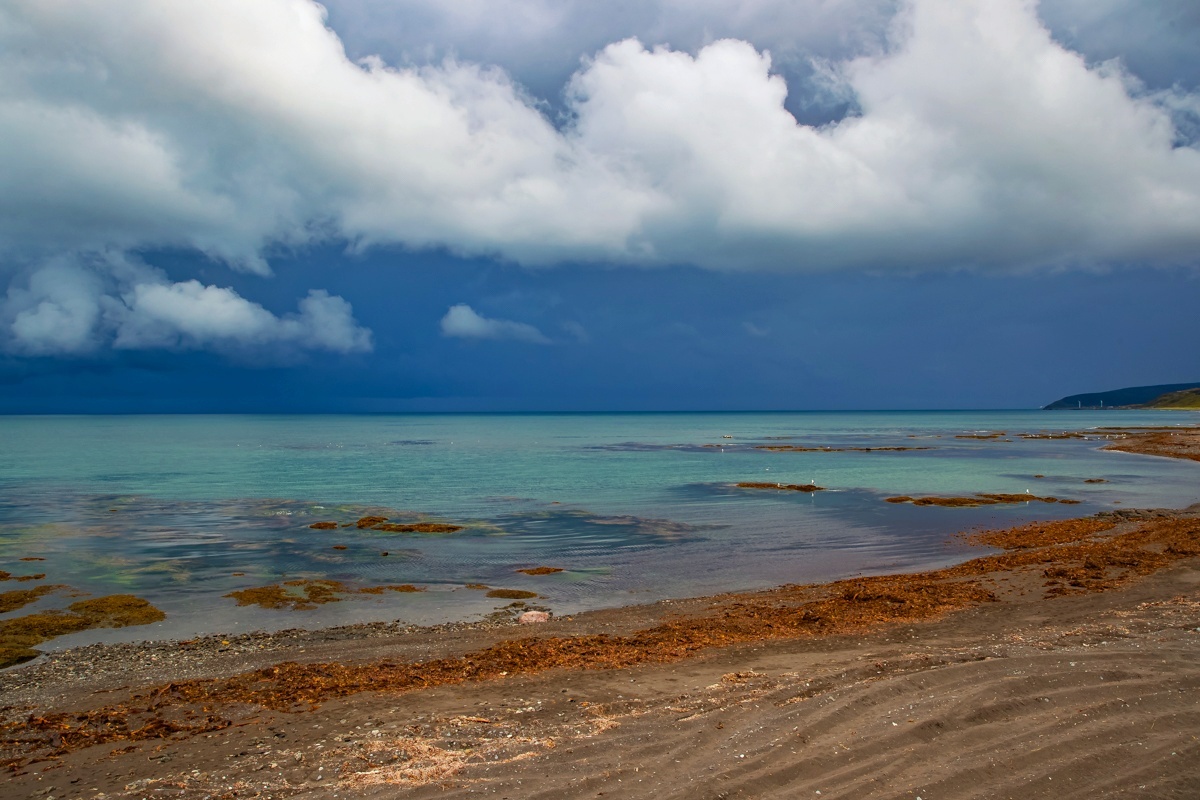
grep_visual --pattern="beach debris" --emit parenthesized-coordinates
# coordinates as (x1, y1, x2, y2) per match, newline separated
(721, 670, 765, 684)
(518, 611, 550, 624)
(885, 494, 1079, 507)
(516, 567, 564, 576)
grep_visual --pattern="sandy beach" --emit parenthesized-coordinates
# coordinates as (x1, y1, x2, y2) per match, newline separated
(2, 426, 1198, 798)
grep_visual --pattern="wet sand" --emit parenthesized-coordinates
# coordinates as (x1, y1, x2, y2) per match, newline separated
(2, 426, 1198, 798)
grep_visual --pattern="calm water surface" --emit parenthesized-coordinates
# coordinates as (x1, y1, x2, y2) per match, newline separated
(1, 411, 1196, 647)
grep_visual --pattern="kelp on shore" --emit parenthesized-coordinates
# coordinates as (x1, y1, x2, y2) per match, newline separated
(5, 512, 1199, 768)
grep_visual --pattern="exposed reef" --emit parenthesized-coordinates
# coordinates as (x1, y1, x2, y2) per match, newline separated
(516, 567, 564, 576)
(1019, 432, 1090, 440)
(885, 493, 1081, 507)
(1103, 426, 1200, 463)
(735, 482, 825, 493)
(311, 516, 464, 534)
(755, 445, 931, 452)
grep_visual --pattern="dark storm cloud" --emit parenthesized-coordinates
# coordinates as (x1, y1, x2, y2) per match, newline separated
(1, 0, 1199, 362)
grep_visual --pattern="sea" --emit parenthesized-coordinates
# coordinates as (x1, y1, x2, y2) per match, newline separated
(1, 411, 1197, 649)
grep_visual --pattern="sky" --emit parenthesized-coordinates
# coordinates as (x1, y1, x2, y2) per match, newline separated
(1, 0, 1199, 412)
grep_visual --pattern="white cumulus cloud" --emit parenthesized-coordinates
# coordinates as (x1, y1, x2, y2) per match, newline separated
(440, 304, 551, 343)
(0, 0, 1198, 294)
(1, 255, 371, 356)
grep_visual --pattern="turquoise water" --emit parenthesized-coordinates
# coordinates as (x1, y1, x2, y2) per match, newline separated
(1, 411, 1197, 646)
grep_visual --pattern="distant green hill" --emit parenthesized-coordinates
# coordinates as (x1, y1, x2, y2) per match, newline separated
(1143, 388, 1200, 409)
(1043, 382, 1200, 410)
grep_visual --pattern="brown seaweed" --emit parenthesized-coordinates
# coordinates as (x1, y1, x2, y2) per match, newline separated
(486, 589, 540, 599)
(736, 482, 825, 493)
(0, 595, 165, 668)
(1103, 426, 1200, 462)
(0, 585, 66, 614)
(224, 580, 428, 610)
(4, 515, 1198, 763)
(371, 523, 463, 533)
(0, 571, 45, 582)
(357, 585, 424, 595)
(755, 445, 931, 452)
(885, 493, 1078, 507)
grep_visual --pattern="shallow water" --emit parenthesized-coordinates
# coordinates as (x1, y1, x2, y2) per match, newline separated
(1, 411, 1196, 648)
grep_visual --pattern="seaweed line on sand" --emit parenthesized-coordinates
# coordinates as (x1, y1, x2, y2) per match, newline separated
(4, 512, 1199, 768)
